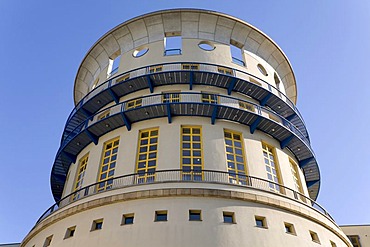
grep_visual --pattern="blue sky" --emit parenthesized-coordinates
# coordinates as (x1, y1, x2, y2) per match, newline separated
(1, 0, 370, 243)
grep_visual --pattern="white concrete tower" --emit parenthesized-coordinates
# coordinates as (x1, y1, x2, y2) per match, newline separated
(21, 9, 353, 247)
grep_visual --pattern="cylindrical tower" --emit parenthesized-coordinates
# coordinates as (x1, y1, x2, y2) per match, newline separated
(21, 9, 352, 247)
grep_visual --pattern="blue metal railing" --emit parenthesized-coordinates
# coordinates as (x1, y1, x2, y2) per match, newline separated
(60, 92, 311, 152)
(66, 62, 306, 141)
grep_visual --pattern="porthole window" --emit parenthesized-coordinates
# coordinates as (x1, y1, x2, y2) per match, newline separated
(257, 64, 268, 76)
(133, 47, 149, 58)
(198, 41, 215, 51)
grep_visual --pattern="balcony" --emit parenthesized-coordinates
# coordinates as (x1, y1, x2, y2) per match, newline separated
(66, 62, 308, 146)
(51, 92, 320, 202)
(39, 169, 332, 228)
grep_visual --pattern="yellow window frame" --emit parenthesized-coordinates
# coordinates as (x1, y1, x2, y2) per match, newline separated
(71, 153, 89, 201)
(180, 126, 203, 181)
(116, 74, 130, 83)
(162, 92, 180, 103)
(126, 98, 142, 110)
(262, 143, 282, 193)
(238, 101, 255, 112)
(136, 128, 159, 184)
(224, 130, 248, 185)
(97, 137, 120, 192)
(289, 159, 305, 200)
(182, 63, 199, 70)
(149, 65, 163, 73)
(201, 93, 218, 104)
(217, 66, 233, 75)
(98, 110, 110, 120)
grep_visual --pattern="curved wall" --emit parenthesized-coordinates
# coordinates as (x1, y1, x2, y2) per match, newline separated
(22, 187, 351, 247)
(20, 8, 352, 247)
(74, 9, 296, 104)
(61, 116, 308, 199)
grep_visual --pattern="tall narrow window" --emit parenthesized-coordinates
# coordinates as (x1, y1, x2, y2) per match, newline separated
(290, 159, 304, 199)
(136, 128, 159, 183)
(72, 153, 89, 201)
(107, 55, 121, 77)
(164, 33, 182, 56)
(274, 73, 282, 96)
(224, 130, 247, 185)
(97, 138, 119, 192)
(262, 143, 281, 192)
(230, 41, 245, 66)
(181, 126, 203, 181)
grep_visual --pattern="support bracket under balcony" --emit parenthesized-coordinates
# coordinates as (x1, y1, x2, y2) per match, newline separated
(80, 108, 93, 119)
(286, 113, 296, 121)
(227, 77, 237, 95)
(280, 135, 294, 149)
(108, 88, 120, 104)
(147, 75, 154, 93)
(166, 103, 172, 124)
(260, 93, 272, 106)
(299, 157, 314, 168)
(250, 116, 262, 134)
(121, 112, 131, 131)
(189, 71, 194, 90)
(211, 105, 218, 125)
(85, 130, 98, 145)
(53, 173, 66, 183)
(62, 151, 76, 164)
(307, 180, 319, 188)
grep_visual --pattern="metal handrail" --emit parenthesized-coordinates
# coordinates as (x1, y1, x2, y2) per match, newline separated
(37, 169, 333, 227)
(59, 92, 312, 154)
(67, 61, 305, 131)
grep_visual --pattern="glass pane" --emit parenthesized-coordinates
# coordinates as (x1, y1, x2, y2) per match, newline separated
(192, 128, 200, 134)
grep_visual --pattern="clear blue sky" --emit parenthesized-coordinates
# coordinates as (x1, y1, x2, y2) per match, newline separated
(1, 0, 369, 243)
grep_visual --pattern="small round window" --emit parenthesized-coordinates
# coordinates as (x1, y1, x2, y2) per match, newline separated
(133, 47, 149, 58)
(257, 64, 268, 76)
(198, 41, 215, 51)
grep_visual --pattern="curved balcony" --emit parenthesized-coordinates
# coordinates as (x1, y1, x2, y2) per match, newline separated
(51, 92, 320, 202)
(41, 169, 331, 229)
(64, 62, 309, 146)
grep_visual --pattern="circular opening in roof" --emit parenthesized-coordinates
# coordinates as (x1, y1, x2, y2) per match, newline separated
(198, 41, 215, 51)
(133, 47, 149, 58)
(257, 64, 268, 76)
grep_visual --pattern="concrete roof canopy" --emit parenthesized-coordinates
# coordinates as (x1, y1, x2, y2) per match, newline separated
(73, 8, 297, 105)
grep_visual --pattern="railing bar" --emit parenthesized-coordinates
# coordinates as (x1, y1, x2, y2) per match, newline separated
(39, 169, 331, 226)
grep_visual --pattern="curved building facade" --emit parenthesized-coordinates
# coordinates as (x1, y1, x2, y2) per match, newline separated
(21, 9, 353, 247)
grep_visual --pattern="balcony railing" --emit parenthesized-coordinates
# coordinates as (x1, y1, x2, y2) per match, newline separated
(37, 169, 333, 227)
(68, 62, 305, 134)
(62, 92, 311, 151)
(52, 90, 319, 203)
